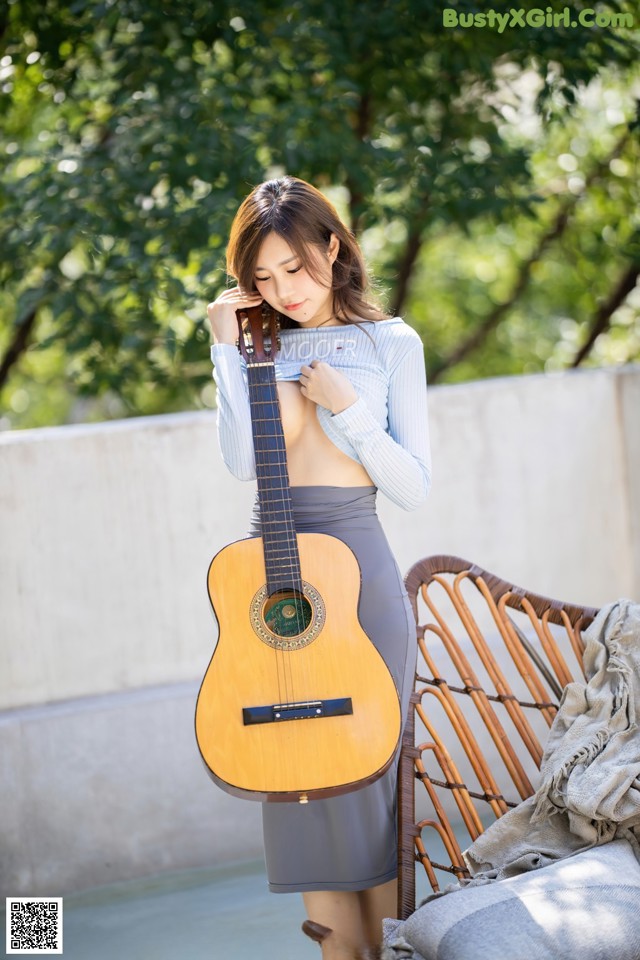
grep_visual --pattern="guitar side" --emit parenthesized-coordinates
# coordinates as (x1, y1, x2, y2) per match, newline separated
(195, 531, 402, 802)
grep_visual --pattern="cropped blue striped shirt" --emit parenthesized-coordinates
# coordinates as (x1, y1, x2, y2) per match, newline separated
(210, 317, 432, 510)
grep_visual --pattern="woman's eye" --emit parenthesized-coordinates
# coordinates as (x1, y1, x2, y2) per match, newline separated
(254, 276, 269, 283)
(287, 266, 302, 274)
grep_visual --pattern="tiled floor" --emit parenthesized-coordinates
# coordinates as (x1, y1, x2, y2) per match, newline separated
(2, 860, 318, 960)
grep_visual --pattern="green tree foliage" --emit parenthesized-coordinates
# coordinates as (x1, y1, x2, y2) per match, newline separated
(0, 0, 638, 427)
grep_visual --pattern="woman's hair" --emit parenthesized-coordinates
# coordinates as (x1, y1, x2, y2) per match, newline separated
(226, 176, 388, 327)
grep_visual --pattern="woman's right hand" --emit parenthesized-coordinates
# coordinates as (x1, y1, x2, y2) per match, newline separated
(207, 286, 264, 345)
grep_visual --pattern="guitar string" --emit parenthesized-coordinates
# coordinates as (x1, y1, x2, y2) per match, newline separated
(264, 357, 308, 699)
(246, 313, 319, 711)
(268, 363, 303, 706)
(264, 363, 305, 702)
(251, 364, 300, 707)
(262, 368, 296, 706)
(260, 366, 293, 703)
(248, 372, 281, 706)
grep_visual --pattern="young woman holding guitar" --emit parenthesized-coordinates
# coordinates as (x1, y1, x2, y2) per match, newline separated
(204, 176, 431, 960)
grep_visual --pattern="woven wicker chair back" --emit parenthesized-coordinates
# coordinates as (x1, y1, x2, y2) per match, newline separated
(397, 554, 599, 920)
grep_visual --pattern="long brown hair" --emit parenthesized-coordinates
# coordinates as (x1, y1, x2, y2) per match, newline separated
(226, 176, 388, 327)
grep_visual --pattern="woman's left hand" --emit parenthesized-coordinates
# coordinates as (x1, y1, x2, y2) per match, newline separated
(299, 361, 358, 415)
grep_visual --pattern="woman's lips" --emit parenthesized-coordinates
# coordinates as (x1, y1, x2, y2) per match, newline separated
(283, 301, 305, 311)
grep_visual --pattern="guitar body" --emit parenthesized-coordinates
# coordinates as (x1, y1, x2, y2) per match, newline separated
(195, 531, 402, 802)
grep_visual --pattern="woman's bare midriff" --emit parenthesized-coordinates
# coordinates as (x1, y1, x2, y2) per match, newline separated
(278, 380, 373, 488)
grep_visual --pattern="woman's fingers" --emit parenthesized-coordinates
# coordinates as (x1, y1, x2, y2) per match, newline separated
(297, 362, 357, 413)
(207, 287, 264, 343)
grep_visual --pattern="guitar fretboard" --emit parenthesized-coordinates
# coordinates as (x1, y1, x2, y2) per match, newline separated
(247, 362, 302, 595)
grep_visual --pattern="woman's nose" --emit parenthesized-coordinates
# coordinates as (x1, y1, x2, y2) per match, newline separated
(274, 277, 293, 301)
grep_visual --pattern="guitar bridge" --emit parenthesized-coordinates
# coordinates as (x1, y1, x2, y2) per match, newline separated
(242, 697, 353, 726)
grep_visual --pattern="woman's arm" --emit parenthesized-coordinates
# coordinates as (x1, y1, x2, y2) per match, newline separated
(207, 290, 262, 481)
(326, 339, 432, 510)
(210, 343, 256, 481)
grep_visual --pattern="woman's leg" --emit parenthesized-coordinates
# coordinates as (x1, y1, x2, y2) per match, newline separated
(303, 890, 368, 959)
(303, 879, 397, 958)
(358, 878, 397, 947)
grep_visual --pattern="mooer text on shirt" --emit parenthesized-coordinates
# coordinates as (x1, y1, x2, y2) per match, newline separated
(279, 336, 358, 363)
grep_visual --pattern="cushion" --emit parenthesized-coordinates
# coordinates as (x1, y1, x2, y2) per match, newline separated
(383, 839, 640, 960)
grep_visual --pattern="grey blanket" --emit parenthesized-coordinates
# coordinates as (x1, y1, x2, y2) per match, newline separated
(380, 599, 640, 959)
(464, 598, 640, 882)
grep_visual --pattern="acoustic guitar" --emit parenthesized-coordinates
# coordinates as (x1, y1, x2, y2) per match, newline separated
(195, 303, 401, 803)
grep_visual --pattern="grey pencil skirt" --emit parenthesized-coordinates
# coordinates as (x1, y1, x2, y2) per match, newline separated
(248, 485, 416, 894)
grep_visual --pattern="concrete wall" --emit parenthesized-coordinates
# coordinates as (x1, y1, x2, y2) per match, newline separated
(1, 364, 638, 895)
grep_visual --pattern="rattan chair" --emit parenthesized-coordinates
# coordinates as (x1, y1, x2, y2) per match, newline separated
(397, 554, 600, 921)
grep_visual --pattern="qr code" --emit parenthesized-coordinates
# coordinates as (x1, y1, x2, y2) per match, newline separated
(6, 898, 63, 954)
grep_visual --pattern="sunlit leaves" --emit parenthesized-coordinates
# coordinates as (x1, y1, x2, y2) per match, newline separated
(0, 0, 638, 427)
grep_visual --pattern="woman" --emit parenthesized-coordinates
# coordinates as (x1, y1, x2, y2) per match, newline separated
(207, 176, 431, 960)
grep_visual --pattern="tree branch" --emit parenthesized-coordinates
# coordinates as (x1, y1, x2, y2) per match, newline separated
(570, 261, 640, 367)
(428, 127, 633, 383)
(346, 92, 371, 235)
(0, 123, 113, 394)
(0, 306, 39, 389)
(391, 226, 425, 318)
(428, 205, 573, 381)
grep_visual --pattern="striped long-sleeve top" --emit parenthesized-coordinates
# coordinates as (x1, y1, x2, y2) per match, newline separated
(210, 316, 432, 510)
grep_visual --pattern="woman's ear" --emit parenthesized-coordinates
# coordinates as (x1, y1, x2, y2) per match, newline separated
(327, 233, 340, 265)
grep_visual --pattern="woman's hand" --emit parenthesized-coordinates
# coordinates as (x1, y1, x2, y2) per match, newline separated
(299, 360, 358, 415)
(207, 286, 264, 345)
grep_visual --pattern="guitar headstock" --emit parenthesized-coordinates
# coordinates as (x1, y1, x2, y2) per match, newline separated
(236, 302, 280, 365)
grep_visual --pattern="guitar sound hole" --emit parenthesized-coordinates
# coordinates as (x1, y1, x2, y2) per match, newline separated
(263, 590, 313, 639)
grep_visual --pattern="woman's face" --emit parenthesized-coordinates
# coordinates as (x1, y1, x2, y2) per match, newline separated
(252, 231, 340, 327)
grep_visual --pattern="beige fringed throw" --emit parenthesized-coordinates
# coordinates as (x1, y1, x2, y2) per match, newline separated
(463, 598, 640, 883)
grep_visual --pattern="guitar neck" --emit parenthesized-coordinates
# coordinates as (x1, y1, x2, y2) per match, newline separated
(247, 362, 302, 595)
